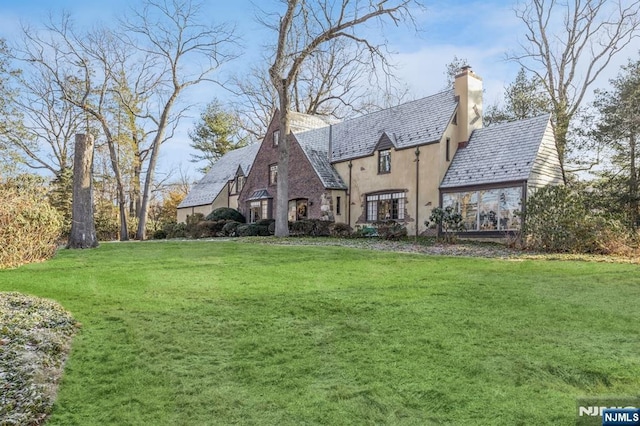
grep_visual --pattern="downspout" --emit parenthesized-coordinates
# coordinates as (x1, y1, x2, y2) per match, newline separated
(348, 160, 353, 227)
(415, 147, 420, 239)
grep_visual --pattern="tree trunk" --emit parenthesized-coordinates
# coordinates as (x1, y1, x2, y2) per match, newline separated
(275, 81, 291, 237)
(136, 93, 178, 240)
(104, 134, 129, 241)
(629, 132, 638, 229)
(68, 134, 98, 249)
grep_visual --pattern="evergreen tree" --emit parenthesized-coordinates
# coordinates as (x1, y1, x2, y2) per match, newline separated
(188, 100, 247, 173)
(484, 68, 550, 126)
(593, 57, 640, 230)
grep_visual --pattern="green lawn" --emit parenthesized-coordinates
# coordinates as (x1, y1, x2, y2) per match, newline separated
(1, 240, 639, 425)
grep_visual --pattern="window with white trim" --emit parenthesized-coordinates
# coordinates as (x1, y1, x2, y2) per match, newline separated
(366, 192, 405, 221)
(249, 200, 270, 223)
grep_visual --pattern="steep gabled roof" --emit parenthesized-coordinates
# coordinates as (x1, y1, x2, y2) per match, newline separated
(178, 143, 260, 208)
(330, 89, 457, 162)
(294, 126, 347, 190)
(289, 90, 456, 189)
(440, 114, 552, 189)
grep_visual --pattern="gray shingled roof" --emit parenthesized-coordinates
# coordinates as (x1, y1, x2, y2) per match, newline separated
(178, 143, 260, 208)
(294, 126, 347, 190)
(290, 90, 456, 189)
(440, 114, 552, 189)
(331, 90, 457, 162)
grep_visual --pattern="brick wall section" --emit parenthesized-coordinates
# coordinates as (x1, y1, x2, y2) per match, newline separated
(238, 116, 328, 220)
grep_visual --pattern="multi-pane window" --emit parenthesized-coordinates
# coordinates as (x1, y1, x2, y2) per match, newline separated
(288, 199, 308, 221)
(269, 164, 278, 185)
(249, 200, 270, 223)
(366, 192, 405, 221)
(442, 186, 522, 231)
(378, 149, 391, 174)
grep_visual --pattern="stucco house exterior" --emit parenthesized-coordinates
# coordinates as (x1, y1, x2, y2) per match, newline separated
(180, 66, 563, 236)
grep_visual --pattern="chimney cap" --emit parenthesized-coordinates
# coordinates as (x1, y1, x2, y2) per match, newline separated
(460, 65, 472, 72)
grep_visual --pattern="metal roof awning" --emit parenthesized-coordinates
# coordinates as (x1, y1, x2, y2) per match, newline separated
(247, 189, 272, 201)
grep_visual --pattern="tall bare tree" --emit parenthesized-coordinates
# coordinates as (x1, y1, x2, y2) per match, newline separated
(119, 0, 239, 240)
(509, 0, 640, 181)
(15, 18, 135, 240)
(269, 0, 420, 236)
(235, 36, 407, 139)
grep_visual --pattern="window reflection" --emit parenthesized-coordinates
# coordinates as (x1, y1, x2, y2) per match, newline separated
(442, 186, 522, 232)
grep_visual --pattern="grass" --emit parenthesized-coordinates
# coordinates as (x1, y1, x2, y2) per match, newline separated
(0, 240, 639, 425)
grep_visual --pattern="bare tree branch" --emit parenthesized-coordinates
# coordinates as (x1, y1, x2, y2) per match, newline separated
(509, 0, 640, 181)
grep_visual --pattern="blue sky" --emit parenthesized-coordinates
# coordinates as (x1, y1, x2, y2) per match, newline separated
(1, 0, 638, 179)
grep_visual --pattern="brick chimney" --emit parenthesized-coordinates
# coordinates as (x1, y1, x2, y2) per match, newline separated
(454, 65, 483, 148)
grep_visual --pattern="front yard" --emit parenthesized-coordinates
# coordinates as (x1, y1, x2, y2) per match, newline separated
(0, 240, 639, 424)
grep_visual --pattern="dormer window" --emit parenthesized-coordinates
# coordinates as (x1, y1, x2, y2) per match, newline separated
(236, 175, 244, 193)
(273, 130, 280, 147)
(378, 149, 391, 174)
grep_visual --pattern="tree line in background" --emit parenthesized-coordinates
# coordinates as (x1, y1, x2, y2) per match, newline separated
(1, 0, 640, 261)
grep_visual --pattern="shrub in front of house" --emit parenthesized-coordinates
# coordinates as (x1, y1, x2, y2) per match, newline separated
(425, 206, 464, 243)
(254, 219, 275, 236)
(329, 222, 353, 238)
(376, 221, 408, 240)
(205, 207, 246, 223)
(236, 223, 270, 237)
(523, 185, 636, 254)
(185, 213, 205, 238)
(221, 221, 241, 237)
(166, 222, 188, 239)
(152, 229, 168, 240)
(289, 219, 331, 237)
(196, 220, 228, 238)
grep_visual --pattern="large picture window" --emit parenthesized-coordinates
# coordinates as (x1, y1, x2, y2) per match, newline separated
(442, 186, 522, 232)
(366, 192, 405, 221)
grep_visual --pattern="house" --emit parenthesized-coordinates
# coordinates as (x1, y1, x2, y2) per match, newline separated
(440, 113, 562, 235)
(180, 66, 563, 236)
(177, 143, 259, 223)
